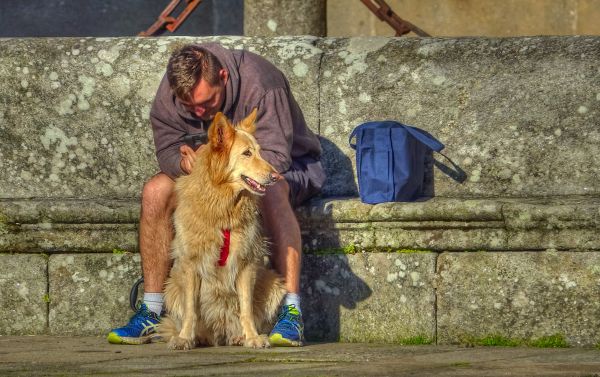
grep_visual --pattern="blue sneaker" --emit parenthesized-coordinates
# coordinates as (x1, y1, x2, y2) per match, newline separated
(107, 303, 161, 345)
(269, 304, 304, 346)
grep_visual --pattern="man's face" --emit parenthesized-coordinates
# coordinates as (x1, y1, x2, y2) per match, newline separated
(181, 69, 228, 121)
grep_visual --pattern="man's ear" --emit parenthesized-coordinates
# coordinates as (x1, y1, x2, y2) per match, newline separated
(208, 112, 235, 152)
(219, 69, 229, 85)
(237, 108, 257, 134)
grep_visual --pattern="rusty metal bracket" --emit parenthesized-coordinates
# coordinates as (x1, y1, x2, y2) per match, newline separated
(361, 0, 430, 37)
(139, 0, 202, 37)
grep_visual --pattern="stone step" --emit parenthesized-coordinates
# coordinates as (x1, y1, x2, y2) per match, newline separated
(2, 251, 599, 347)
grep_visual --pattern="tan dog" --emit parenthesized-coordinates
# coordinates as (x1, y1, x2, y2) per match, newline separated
(160, 109, 287, 349)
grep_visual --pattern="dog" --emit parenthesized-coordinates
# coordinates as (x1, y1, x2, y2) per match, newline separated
(160, 109, 287, 350)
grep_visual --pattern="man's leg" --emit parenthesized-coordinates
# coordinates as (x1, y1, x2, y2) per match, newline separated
(261, 179, 305, 346)
(139, 173, 177, 295)
(260, 179, 301, 294)
(108, 173, 176, 344)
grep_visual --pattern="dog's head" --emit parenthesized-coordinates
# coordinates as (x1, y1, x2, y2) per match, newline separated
(206, 109, 280, 195)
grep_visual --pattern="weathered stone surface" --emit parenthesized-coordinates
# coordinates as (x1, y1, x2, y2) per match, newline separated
(48, 253, 141, 335)
(0, 224, 138, 253)
(437, 252, 600, 347)
(507, 229, 600, 250)
(0, 199, 140, 224)
(0, 36, 321, 199)
(244, 0, 326, 37)
(302, 222, 375, 251)
(0, 199, 139, 253)
(0, 254, 47, 334)
(503, 197, 600, 230)
(374, 227, 507, 251)
(297, 197, 504, 223)
(302, 253, 436, 342)
(318, 37, 600, 197)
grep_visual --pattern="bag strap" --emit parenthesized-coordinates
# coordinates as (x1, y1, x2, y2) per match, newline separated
(349, 121, 444, 152)
(349, 121, 396, 149)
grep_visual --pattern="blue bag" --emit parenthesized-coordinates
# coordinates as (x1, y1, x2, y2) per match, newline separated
(349, 121, 444, 204)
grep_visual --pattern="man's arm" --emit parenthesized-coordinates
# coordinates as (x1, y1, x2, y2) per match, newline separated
(252, 88, 295, 173)
(150, 110, 187, 179)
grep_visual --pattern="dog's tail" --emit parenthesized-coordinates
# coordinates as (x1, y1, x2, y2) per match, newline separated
(157, 315, 180, 341)
(254, 267, 287, 333)
(159, 276, 185, 342)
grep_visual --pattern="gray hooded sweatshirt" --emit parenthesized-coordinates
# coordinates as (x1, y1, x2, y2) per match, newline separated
(150, 43, 324, 188)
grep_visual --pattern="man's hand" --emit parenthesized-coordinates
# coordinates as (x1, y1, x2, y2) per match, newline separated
(180, 144, 201, 175)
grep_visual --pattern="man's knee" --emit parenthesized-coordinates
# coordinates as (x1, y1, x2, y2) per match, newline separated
(141, 173, 176, 213)
(261, 179, 291, 213)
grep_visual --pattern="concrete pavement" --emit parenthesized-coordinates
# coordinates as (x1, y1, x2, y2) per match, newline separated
(1, 336, 600, 376)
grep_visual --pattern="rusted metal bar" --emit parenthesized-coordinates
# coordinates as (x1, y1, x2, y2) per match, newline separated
(361, 0, 430, 37)
(139, 0, 202, 37)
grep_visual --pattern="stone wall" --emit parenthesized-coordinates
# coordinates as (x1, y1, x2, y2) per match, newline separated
(0, 36, 599, 346)
(327, 0, 600, 37)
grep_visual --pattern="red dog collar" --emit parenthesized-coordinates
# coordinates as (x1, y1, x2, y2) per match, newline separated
(217, 229, 231, 267)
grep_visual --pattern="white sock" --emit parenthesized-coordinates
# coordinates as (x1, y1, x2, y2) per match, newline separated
(283, 293, 302, 313)
(143, 292, 164, 316)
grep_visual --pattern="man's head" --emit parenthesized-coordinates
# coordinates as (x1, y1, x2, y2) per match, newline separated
(167, 45, 229, 121)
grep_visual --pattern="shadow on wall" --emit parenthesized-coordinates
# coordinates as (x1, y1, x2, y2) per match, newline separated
(300, 137, 371, 342)
(301, 254, 372, 342)
(318, 136, 359, 197)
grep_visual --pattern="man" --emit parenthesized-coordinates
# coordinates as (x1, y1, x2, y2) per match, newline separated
(107, 43, 325, 347)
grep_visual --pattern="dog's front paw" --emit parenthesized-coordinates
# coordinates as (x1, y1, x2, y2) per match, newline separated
(244, 334, 271, 349)
(167, 336, 195, 350)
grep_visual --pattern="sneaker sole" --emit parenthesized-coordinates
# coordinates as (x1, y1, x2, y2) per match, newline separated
(107, 332, 156, 345)
(268, 333, 303, 347)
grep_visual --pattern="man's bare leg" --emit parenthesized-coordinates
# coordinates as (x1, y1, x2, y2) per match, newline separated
(260, 179, 301, 294)
(261, 179, 304, 346)
(140, 173, 176, 296)
(107, 173, 176, 344)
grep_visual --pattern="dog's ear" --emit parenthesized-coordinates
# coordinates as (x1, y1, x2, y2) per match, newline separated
(208, 112, 235, 153)
(237, 108, 257, 134)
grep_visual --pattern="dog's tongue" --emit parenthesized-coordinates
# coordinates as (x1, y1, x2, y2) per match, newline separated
(245, 176, 266, 192)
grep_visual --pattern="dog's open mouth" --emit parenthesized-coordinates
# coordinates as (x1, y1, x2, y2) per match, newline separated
(241, 175, 267, 194)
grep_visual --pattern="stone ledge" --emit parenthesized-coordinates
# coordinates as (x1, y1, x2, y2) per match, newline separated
(2, 197, 599, 252)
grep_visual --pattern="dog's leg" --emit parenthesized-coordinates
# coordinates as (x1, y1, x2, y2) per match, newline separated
(167, 261, 198, 350)
(237, 264, 270, 348)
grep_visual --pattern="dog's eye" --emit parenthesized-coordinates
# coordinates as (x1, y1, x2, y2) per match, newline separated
(242, 149, 252, 157)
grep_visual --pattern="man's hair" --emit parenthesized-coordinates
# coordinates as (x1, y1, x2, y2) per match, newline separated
(166, 45, 223, 101)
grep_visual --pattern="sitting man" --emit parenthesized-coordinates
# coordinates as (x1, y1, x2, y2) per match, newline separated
(107, 43, 325, 347)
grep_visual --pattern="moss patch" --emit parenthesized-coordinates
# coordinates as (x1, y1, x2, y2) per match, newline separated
(393, 249, 432, 254)
(472, 335, 521, 347)
(307, 246, 434, 255)
(112, 248, 127, 254)
(528, 334, 568, 348)
(397, 335, 433, 345)
(309, 244, 359, 255)
(450, 362, 471, 368)
(463, 333, 569, 348)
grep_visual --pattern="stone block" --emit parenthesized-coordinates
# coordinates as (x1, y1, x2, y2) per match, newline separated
(318, 37, 600, 197)
(302, 253, 436, 343)
(245, 0, 326, 37)
(0, 254, 47, 334)
(49, 253, 141, 335)
(437, 252, 600, 346)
